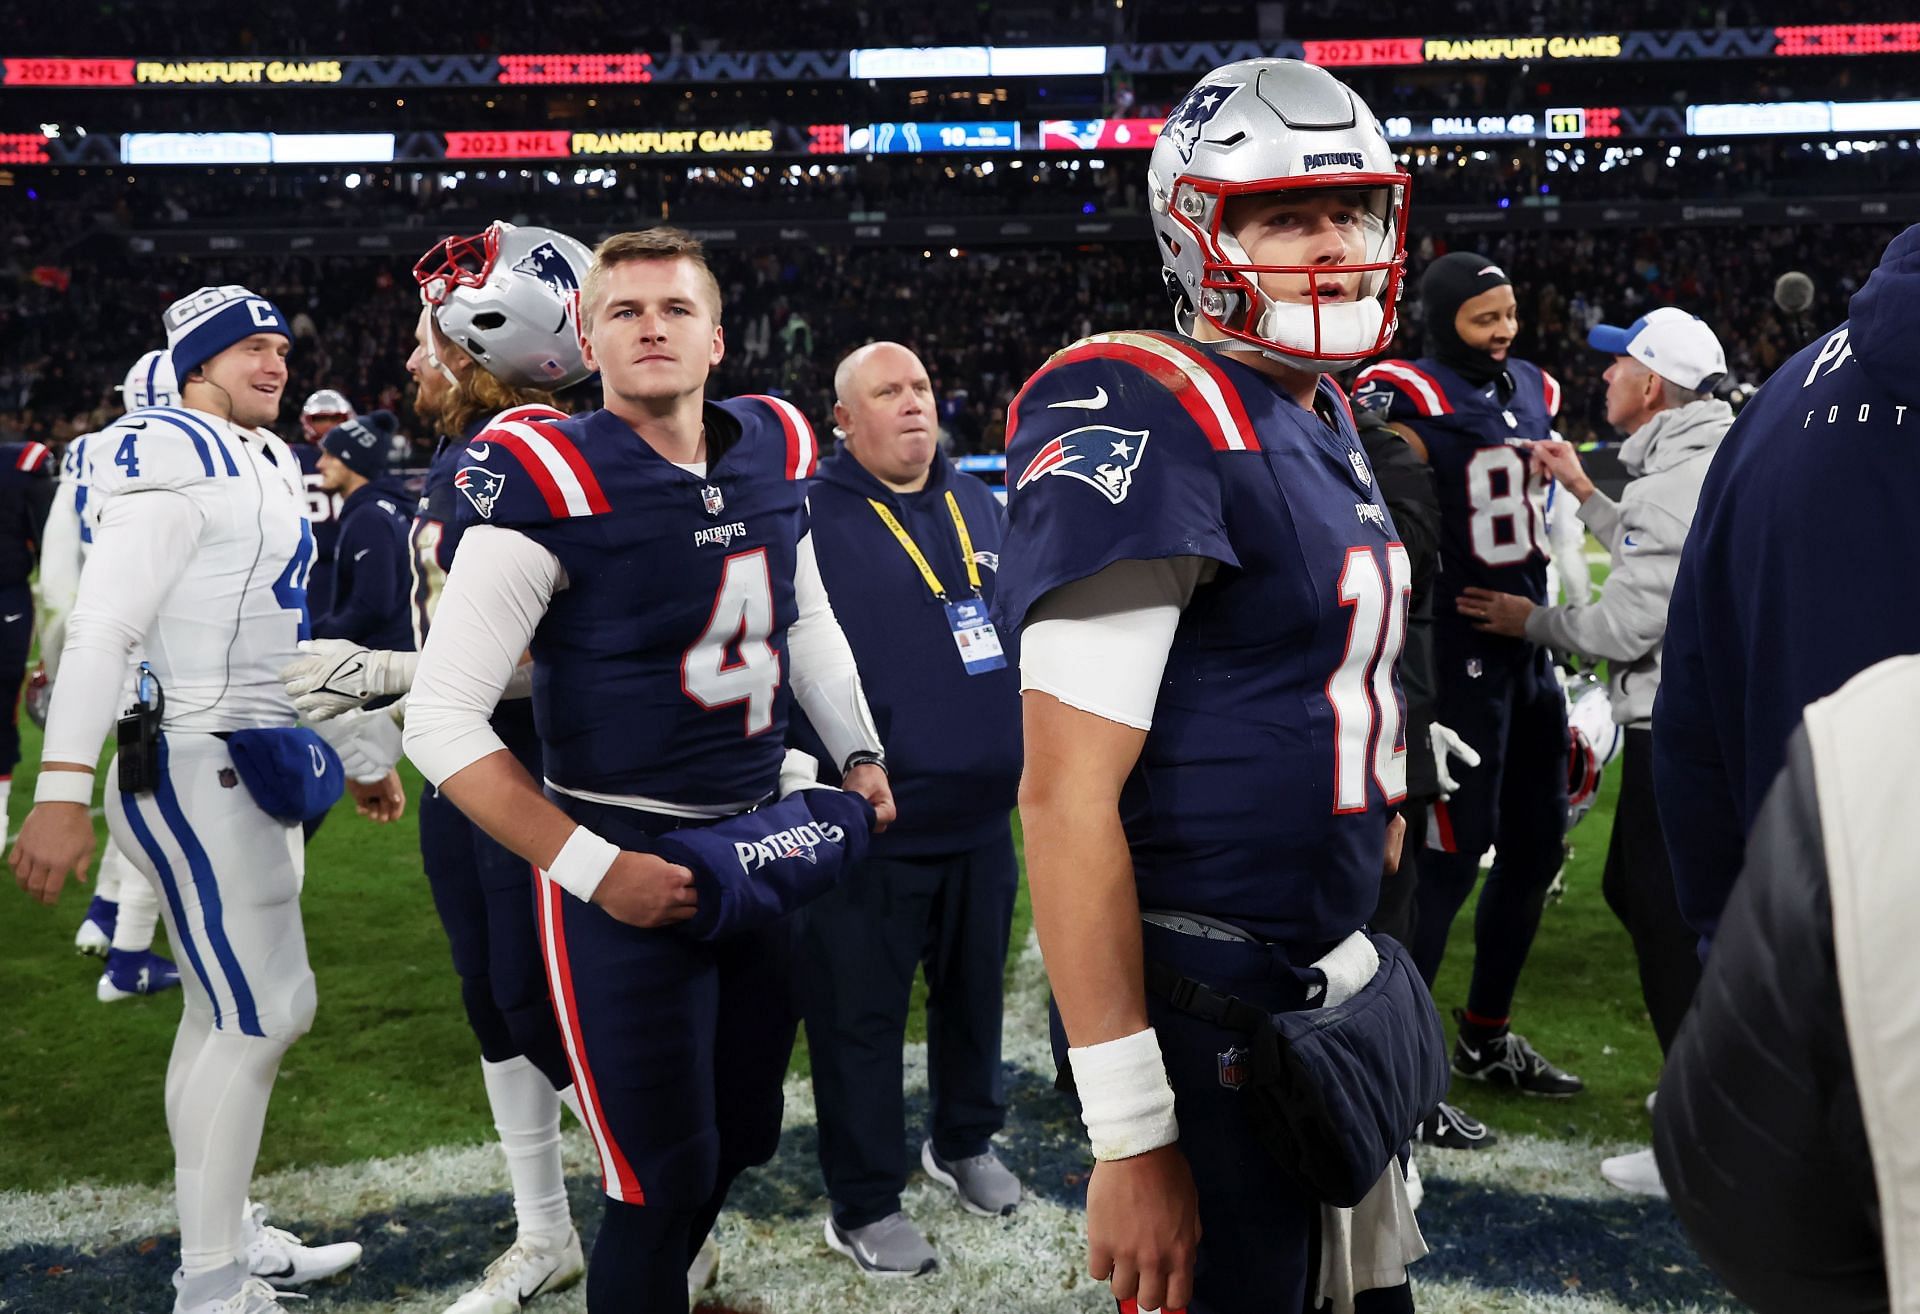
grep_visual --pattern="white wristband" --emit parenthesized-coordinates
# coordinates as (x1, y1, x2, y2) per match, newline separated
(34, 769, 96, 806)
(544, 824, 620, 904)
(1067, 1027, 1180, 1161)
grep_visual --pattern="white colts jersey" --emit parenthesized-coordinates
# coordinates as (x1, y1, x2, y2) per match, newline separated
(86, 406, 313, 731)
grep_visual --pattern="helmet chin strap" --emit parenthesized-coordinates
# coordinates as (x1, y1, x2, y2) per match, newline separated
(424, 310, 462, 388)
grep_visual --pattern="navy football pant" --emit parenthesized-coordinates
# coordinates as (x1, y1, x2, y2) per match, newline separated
(419, 704, 569, 1091)
(0, 581, 32, 776)
(1410, 645, 1568, 1022)
(1056, 923, 1415, 1314)
(796, 830, 1018, 1228)
(538, 795, 797, 1313)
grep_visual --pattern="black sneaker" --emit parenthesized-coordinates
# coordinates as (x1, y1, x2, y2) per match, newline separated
(1416, 1100, 1498, 1150)
(1450, 1010, 1585, 1097)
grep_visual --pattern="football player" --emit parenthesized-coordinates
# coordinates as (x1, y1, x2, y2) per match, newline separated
(401, 226, 893, 1311)
(1355, 255, 1584, 1102)
(296, 388, 353, 610)
(11, 286, 402, 1314)
(47, 350, 183, 999)
(996, 60, 1428, 1313)
(280, 222, 600, 1314)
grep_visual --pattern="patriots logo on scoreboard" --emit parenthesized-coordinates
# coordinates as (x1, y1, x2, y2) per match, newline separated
(1016, 425, 1150, 505)
(1163, 80, 1239, 162)
(454, 465, 505, 519)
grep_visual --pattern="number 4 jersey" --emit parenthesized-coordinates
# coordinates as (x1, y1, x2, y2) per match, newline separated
(995, 332, 1409, 945)
(453, 395, 817, 807)
(82, 405, 313, 730)
(1353, 356, 1561, 616)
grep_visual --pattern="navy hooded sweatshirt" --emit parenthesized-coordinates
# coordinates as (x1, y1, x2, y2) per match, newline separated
(796, 440, 1021, 859)
(1654, 223, 1920, 950)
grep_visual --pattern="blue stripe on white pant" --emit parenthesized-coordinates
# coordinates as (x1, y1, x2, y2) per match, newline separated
(108, 732, 315, 1042)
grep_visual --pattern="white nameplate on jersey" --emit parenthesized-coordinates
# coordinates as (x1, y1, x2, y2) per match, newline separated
(945, 598, 1006, 675)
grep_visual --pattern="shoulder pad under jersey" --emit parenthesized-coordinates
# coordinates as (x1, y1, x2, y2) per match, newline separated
(719, 393, 820, 480)
(452, 405, 603, 527)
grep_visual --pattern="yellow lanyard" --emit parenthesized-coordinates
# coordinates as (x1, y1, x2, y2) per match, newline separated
(866, 490, 982, 602)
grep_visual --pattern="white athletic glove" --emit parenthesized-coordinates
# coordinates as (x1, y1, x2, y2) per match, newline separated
(1430, 722, 1482, 798)
(280, 639, 418, 722)
(310, 707, 405, 783)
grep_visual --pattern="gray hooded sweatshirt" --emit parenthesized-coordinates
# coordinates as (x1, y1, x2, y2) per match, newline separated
(1524, 397, 1732, 726)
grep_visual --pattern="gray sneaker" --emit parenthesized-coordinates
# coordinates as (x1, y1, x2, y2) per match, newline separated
(823, 1212, 938, 1277)
(921, 1140, 1022, 1217)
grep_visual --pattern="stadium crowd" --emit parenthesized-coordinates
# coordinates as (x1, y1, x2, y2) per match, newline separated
(0, 217, 1890, 454)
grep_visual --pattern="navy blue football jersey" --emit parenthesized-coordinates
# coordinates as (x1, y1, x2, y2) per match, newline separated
(995, 331, 1409, 945)
(410, 404, 567, 647)
(454, 394, 819, 805)
(293, 441, 344, 612)
(1353, 358, 1560, 614)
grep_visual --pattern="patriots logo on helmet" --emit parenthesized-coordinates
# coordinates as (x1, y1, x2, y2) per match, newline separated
(1017, 425, 1151, 505)
(511, 242, 582, 297)
(454, 465, 505, 519)
(1163, 80, 1240, 163)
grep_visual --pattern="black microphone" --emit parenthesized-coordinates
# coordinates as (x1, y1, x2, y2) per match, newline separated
(1774, 270, 1815, 345)
(1773, 271, 1814, 315)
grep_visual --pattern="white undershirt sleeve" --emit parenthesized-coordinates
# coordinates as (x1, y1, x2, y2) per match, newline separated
(39, 490, 207, 780)
(787, 530, 884, 771)
(1018, 556, 1211, 731)
(36, 483, 82, 681)
(403, 526, 566, 787)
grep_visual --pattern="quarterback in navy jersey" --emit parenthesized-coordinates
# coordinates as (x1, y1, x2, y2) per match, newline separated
(998, 59, 1432, 1314)
(1353, 253, 1584, 1104)
(404, 227, 891, 1312)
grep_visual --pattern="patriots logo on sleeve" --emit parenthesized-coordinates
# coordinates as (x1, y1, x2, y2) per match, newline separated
(1015, 425, 1151, 505)
(454, 465, 505, 519)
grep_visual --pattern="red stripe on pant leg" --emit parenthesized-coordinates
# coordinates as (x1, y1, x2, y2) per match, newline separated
(535, 868, 645, 1203)
(1431, 799, 1458, 853)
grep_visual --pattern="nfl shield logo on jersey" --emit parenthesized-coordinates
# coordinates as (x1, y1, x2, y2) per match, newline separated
(702, 484, 725, 516)
(454, 465, 505, 519)
(1348, 449, 1373, 488)
(1016, 425, 1151, 505)
(1218, 1045, 1250, 1090)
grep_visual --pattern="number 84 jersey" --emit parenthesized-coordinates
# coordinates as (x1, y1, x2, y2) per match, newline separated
(454, 395, 817, 807)
(1354, 356, 1561, 614)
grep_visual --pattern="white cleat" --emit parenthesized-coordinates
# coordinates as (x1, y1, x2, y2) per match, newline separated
(687, 1233, 720, 1308)
(442, 1229, 585, 1313)
(244, 1202, 361, 1284)
(175, 1276, 307, 1313)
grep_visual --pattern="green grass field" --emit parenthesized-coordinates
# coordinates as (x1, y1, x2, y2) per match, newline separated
(0, 718, 1651, 1195)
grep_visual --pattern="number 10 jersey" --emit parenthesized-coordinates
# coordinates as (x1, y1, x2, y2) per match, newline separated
(995, 332, 1409, 946)
(454, 395, 818, 808)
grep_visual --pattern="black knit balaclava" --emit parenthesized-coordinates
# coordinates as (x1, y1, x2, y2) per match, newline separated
(1421, 251, 1513, 387)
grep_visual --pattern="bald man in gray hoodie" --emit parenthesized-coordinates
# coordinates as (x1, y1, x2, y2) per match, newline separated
(1454, 306, 1733, 1201)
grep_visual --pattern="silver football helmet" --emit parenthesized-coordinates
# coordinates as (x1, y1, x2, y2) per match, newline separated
(413, 221, 593, 391)
(1148, 58, 1409, 372)
(119, 349, 178, 412)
